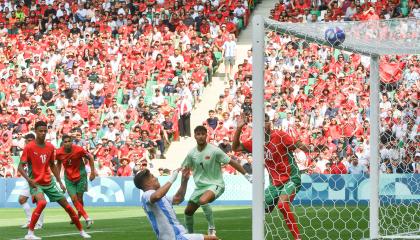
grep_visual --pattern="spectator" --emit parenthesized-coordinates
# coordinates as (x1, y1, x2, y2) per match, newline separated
(348, 158, 368, 174)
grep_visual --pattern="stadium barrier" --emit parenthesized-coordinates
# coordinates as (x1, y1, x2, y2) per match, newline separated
(0, 174, 418, 207)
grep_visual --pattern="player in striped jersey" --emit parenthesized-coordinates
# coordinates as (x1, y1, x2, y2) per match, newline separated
(134, 168, 219, 240)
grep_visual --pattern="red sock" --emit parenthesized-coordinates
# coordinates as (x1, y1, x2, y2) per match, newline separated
(278, 201, 300, 240)
(28, 200, 47, 231)
(74, 200, 89, 220)
(64, 205, 83, 231)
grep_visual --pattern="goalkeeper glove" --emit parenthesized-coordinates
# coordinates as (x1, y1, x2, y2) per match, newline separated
(244, 173, 253, 183)
(168, 169, 180, 184)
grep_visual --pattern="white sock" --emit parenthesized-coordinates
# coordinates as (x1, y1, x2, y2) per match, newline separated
(22, 202, 31, 222)
(28, 230, 34, 235)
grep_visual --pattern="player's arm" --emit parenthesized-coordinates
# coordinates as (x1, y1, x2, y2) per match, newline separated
(18, 161, 37, 189)
(228, 159, 247, 175)
(294, 141, 311, 153)
(172, 168, 190, 205)
(18, 146, 37, 189)
(150, 168, 180, 204)
(84, 152, 96, 181)
(50, 158, 66, 192)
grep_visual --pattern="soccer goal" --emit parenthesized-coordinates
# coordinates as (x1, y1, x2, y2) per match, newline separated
(251, 16, 420, 240)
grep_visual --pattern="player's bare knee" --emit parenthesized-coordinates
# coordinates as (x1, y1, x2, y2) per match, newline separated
(198, 198, 209, 206)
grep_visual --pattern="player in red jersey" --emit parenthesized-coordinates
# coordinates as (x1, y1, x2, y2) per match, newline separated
(232, 114, 311, 240)
(17, 121, 91, 240)
(56, 134, 95, 228)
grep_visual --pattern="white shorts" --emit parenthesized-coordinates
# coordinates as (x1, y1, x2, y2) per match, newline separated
(182, 234, 204, 240)
(20, 182, 31, 198)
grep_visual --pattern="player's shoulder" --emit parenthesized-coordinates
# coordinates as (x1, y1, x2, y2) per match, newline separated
(141, 189, 156, 203)
(271, 129, 288, 138)
(44, 142, 56, 149)
(73, 144, 86, 152)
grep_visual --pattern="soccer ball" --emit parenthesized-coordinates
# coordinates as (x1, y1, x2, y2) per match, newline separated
(324, 27, 345, 46)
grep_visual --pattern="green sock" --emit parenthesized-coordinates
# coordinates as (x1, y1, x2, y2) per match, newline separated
(185, 214, 194, 233)
(201, 204, 215, 229)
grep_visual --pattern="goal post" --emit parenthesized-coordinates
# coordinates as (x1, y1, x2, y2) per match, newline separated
(251, 16, 420, 240)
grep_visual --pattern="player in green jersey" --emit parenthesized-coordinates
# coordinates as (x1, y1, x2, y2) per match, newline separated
(182, 125, 252, 236)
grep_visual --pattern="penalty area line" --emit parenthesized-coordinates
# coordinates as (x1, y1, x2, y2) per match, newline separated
(10, 230, 107, 240)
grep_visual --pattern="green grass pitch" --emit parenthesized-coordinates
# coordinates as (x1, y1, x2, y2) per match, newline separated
(1, 205, 418, 239)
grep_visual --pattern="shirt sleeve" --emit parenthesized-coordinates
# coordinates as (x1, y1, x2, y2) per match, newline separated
(181, 153, 191, 168)
(142, 190, 155, 204)
(215, 147, 230, 164)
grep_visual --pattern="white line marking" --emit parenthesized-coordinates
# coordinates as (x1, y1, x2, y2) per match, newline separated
(10, 230, 106, 240)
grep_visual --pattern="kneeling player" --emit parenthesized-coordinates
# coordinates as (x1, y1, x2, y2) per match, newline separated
(134, 168, 219, 240)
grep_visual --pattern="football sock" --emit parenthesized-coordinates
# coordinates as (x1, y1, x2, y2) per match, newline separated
(185, 214, 194, 233)
(74, 200, 89, 220)
(28, 200, 47, 231)
(201, 204, 215, 229)
(278, 201, 300, 240)
(22, 202, 31, 223)
(64, 204, 83, 231)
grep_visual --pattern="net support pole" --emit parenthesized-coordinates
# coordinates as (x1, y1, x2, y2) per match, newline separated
(252, 15, 265, 240)
(369, 54, 380, 240)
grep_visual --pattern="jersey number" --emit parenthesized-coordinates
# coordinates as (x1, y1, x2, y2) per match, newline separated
(40, 154, 47, 164)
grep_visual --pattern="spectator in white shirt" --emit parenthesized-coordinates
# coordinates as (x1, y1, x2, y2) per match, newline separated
(348, 158, 368, 174)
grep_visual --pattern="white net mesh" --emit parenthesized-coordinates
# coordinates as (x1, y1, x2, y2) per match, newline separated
(253, 17, 420, 240)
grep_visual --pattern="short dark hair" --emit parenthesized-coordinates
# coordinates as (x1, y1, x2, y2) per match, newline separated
(25, 133, 35, 140)
(34, 121, 47, 129)
(194, 125, 207, 134)
(62, 134, 72, 142)
(133, 169, 151, 190)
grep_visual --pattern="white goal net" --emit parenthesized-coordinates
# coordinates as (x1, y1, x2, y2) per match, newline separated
(251, 16, 420, 240)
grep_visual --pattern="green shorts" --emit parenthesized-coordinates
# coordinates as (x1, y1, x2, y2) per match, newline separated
(30, 180, 65, 202)
(264, 181, 301, 208)
(65, 175, 88, 196)
(189, 185, 224, 204)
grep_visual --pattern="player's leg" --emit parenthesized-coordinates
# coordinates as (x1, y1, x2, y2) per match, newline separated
(77, 192, 93, 228)
(199, 185, 225, 236)
(45, 182, 91, 238)
(184, 201, 200, 234)
(19, 194, 31, 228)
(264, 184, 282, 213)
(277, 182, 301, 240)
(24, 189, 47, 240)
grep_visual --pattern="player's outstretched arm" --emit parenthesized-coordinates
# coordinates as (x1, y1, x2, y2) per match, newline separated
(150, 168, 180, 204)
(229, 159, 252, 183)
(172, 168, 190, 205)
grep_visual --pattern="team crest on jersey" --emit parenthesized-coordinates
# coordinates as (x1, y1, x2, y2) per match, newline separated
(205, 156, 211, 160)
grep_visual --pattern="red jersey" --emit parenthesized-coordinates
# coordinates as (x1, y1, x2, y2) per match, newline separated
(21, 141, 55, 186)
(243, 130, 300, 186)
(56, 145, 88, 182)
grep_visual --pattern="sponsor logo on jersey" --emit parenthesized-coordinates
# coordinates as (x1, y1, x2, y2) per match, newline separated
(205, 156, 210, 160)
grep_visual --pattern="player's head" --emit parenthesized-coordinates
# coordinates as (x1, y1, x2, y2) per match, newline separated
(34, 121, 48, 142)
(194, 125, 207, 145)
(24, 133, 35, 144)
(62, 134, 73, 150)
(133, 169, 159, 190)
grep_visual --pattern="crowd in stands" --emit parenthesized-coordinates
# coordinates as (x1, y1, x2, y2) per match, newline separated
(210, 0, 419, 175)
(0, 0, 261, 178)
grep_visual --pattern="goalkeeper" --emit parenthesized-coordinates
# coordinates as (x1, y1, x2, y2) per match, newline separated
(182, 125, 251, 236)
(232, 114, 310, 240)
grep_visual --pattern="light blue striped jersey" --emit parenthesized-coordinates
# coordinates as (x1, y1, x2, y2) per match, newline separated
(141, 190, 188, 240)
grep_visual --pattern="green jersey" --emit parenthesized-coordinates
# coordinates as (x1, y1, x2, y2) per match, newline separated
(182, 143, 230, 188)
